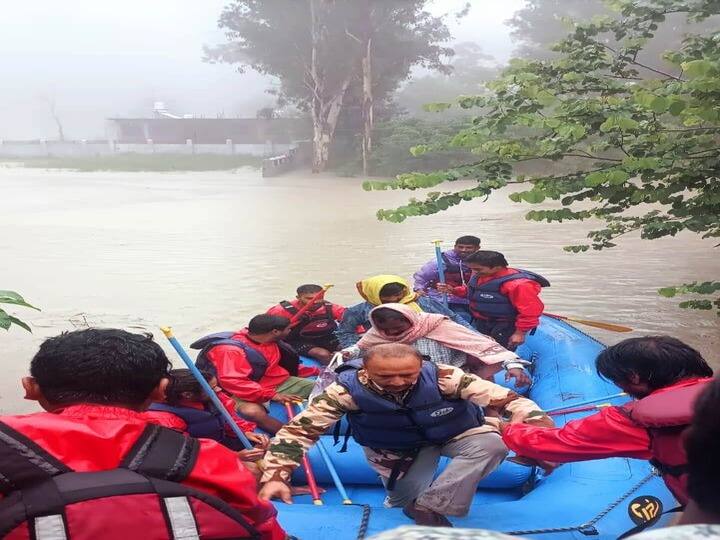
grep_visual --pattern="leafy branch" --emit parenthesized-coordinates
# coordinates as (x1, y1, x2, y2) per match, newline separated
(0, 291, 40, 332)
(366, 0, 720, 314)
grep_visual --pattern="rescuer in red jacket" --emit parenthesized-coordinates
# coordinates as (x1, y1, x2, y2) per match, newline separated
(676, 375, 720, 530)
(437, 250, 549, 350)
(194, 314, 320, 434)
(502, 336, 714, 505)
(0, 328, 286, 540)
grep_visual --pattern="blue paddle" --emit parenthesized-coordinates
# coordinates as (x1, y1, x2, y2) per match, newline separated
(160, 326, 254, 450)
(432, 240, 449, 307)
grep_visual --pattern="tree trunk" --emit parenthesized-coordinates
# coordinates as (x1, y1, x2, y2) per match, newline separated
(311, 75, 351, 173)
(360, 0, 374, 176)
(49, 100, 65, 142)
(361, 35, 373, 176)
(309, 0, 353, 173)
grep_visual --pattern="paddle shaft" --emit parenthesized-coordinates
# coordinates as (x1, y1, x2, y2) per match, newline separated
(285, 402, 322, 505)
(544, 312, 633, 333)
(317, 437, 352, 504)
(292, 392, 351, 503)
(433, 241, 449, 307)
(548, 403, 611, 416)
(160, 327, 254, 450)
(288, 284, 333, 329)
(544, 392, 628, 414)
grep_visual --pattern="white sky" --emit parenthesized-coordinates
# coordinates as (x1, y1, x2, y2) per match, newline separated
(0, 0, 526, 139)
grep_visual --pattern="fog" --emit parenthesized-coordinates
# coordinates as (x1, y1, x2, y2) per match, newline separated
(0, 0, 524, 140)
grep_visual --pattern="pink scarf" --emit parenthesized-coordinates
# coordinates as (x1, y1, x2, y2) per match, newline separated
(357, 303, 516, 365)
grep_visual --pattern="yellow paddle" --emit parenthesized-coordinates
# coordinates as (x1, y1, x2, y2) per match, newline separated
(544, 313, 633, 333)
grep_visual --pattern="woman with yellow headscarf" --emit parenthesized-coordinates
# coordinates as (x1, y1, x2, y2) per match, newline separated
(335, 274, 475, 348)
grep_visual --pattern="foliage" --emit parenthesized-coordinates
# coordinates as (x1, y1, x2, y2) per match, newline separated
(337, 117, 474, 176)
(0, 291, 39, 332)
(659, 281, 720, 311)
(395, 42, 500, 117)
(208, 0, 452, 108)
(507, 0, 719, 62)
(206, 1, 454, 168)
(365, 0, 720, 314)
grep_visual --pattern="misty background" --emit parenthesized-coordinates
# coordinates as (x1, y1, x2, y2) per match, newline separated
(0, 0, 524, 141)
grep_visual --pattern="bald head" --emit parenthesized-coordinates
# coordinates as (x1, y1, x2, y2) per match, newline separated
(364, 344, 423, 393)
(365, 343, 422, 365)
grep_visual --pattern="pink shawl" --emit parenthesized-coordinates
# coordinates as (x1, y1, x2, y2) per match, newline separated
(357, 303, 517, 365)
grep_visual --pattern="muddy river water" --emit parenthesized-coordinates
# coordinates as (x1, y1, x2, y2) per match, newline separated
(1, 166, 717, 413)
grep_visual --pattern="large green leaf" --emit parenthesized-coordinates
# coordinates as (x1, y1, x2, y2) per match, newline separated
(0, 309, 32, 332)
(681, 59, 716, 78)
(0, 290, 39, 311)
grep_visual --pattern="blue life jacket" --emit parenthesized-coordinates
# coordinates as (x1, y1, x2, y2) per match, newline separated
(468, 269, 550, 320)
(147, 402, 245, 451)
(336, 360, 484, 451)
(190, 332, 268, 382)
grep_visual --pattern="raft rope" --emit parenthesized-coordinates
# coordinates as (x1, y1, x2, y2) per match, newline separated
(502, 470, 657, 536)
(353, 504, 372, 540)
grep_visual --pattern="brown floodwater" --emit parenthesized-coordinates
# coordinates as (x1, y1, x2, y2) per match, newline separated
(1, 166, 717, 414)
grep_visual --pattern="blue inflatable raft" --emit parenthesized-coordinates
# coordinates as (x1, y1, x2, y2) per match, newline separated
(269, 316, 676, 539)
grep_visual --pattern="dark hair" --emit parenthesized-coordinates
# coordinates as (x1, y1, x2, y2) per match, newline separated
(686, 376, 720, 515)
(165, 369, 214, 405)
(30, 328, 170, 407)
(379, 282, 406, 298)
(464, 250, 508, 267)
(455, 235, 481, 246)
(248, 314, 291, 334)
(297, 284, 322, 295)
(372, 307, 411, 325)
(595, 336, 712, 391)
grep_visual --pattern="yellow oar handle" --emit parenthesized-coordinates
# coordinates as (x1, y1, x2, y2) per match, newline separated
(431, 239, 443, 246)
(160, 326, 174, 338)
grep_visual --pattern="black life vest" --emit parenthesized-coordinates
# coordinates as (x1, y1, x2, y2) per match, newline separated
(279, 300, 338, 339)
(0, 422, 261, 540)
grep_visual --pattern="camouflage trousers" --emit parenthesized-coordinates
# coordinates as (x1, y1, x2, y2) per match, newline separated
(375, 433, 508, 517)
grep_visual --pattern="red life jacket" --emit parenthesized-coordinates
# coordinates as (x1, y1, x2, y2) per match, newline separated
(0, 422, 261, 540)
(620, 378, 712, 504)
(279, 300, 338, 339)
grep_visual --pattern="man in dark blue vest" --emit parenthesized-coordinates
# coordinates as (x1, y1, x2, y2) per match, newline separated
(438, 250, 549, 350)
(259, 343, 551, 527)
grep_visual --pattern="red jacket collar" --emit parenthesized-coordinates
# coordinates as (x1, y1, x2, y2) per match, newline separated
(647, 377, 712, 396)
(474, 267, 518, 285)
(54, 404, 148, 421)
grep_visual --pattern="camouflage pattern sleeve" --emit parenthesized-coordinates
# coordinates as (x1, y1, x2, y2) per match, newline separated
(260, 382, 357, 484)
(436, 364, 554, 428)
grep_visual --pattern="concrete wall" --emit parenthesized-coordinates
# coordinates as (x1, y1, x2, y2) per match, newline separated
(107, 117, 311, 144)
(0, 140, 294, 158)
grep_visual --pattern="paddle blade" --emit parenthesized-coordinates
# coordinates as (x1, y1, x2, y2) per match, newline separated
(565, 318, 633, 333)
